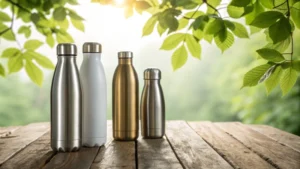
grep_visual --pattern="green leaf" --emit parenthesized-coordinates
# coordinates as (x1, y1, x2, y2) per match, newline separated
(157, 23, 167, 36)
(25, 59, 44, 86)
(256, 48, 285, 62)
(185, 34, 201, 59)
(18, 26, 31, 38)
(0, 11, 11, 22)
(184, 11, 204, 19)
(250, 11, 283, 28)
(68, 9, 84, 20)
(30, 13, 40, 23)
(225, 20, 249, 38)
(0, 22, 8, 32)
(205, 19, 224, 35)
(245, 0, 264, 24)
(56, 30, 74, 43)
(203, 33, 213, 43)
(227, 5, 245, 18)
(68, 0, 79, 5)
(71, 19, 84, 32)
(292, 60, 300, 72)
(259, 0, 274, 8)
(291, 2, 300, 28)
(269, 17, 291, 44)
(177, 18, 189, 31)
(0, 64, 5, 77)
(264, 37, 290, 52)
(165, 15, 178, 32)
(230, 0, 251, 7)
(192, 15, 209, 31)
(265, 66, 282, 94)
(214, 29, 234, 53)
(8, 56, 23, 73)
(0, 1, 10, 9)
(280, 67, 298, 95)
(160, 33, 185, 50)
(172, 45, 188, 70)
(142, 15, 157, 36)
(135, 1, 151, 12)
(242, 64, 272, 88)
(24, 51, 55, 69)
(206, 0, 221, 14)
(24, 40, 43, 50)
(2, 29, 15, 41)
(53, 7, 67, 21)
(17, 9, 31, 23)
(1, 48, 21, 58)
(193, 29, 203, 40)
(46, 34, 55, 48)
(56, 19, 69, 30)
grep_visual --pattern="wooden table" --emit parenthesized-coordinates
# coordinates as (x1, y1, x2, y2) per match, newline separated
(0, 121, 299, 169)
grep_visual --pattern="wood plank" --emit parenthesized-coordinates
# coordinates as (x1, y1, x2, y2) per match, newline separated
(0, 126, 20, 138)
(91, 121, 136, 169)
(138, 137, 183, 169)
(0, 132, 54, 169)
(0, 122, 49, 165)
(216, 122, 300, 169)
(44, 121, 112, 169)
(188, 122, 274, 169)
(248, 124, 300, 153)
(166, 121, 233, 169)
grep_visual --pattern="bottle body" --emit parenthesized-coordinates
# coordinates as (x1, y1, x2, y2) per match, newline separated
(80, 53, 107, 147)
(141, 69, 165, 138)
(112, 57, 139, 141)
(51, 56, 82, 152)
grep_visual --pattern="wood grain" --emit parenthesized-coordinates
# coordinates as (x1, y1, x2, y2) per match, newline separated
(44, 121, 113, 169)
(166, 121, 233, 169)
(0, 126, 20, 138)
(216, 122, 300, 169)
(91, 121, 136, 169)
(138, 137, 183, 169)
(0, 122, 49, 165)
(248, 124, 300, 153)
(188, 122, 274, 169)
(0, 132, 54, 169)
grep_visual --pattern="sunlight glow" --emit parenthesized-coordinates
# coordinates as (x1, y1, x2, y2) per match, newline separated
(114, 0, 125, 6)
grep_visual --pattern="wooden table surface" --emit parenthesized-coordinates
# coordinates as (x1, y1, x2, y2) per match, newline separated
(0, 121, 299, 169)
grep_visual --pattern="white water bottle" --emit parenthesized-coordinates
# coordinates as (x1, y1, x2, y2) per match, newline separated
(80, 42, 107, 147)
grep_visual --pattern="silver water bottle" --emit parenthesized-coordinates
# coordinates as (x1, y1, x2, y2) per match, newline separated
(51, 43, 82, 152)
(140, 68, 165, 138)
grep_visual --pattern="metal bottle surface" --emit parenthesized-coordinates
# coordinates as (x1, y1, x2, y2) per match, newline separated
(112, 51, 139, 141)
(141, 68, 165, 138)
(51, 43, 82, 152)
(80, 42, 107, 147)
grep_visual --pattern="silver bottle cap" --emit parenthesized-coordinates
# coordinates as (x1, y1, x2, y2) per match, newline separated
(83, 42, 102, 53)
(144, 68, 161, 80)
(118, 51, 133, 59)
(57, 43, 77, 56)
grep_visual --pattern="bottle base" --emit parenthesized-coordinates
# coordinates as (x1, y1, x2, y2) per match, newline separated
(83, 137, 106, 147)
(51, 139, 81, 152)
(113, 131, 138, 141)
(142, 128, 164, 139)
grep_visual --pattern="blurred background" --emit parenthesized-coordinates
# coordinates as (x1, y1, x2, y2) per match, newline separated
(0, 0, 299, 135)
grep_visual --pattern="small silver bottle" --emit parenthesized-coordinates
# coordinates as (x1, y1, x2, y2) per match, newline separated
(51, 43, 82, 152)
(140, 68, 165, 138)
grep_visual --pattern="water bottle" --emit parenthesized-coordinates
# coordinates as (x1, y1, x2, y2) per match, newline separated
(51, 43, 82, 152)
(141, 68, 165, 138)
(80, 42, 107, 147)
(112, 51, 139, 141)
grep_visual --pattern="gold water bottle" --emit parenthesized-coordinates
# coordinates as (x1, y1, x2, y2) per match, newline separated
(112, 51, 139, 141)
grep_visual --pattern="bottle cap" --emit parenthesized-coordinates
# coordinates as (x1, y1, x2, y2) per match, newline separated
(83, 42, 102, 53)
(118, 51, 133, 59)
(144, 68, 161, 80)
(57, 43, 77, 56)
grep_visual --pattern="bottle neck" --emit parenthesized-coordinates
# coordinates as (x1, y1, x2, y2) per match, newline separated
(83, 53, 101, 60)
(58, 56, 76, 61)
(118, 58, 132, 64)
(144, 79, 160, 84)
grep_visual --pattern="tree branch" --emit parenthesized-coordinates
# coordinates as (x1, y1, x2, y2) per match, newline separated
(205, 1, 222, 17)
(286, 0, 293, 61)
(273, 1, 286, 9)
(5, 0, 31, 13)
(0, 4, 15, 36)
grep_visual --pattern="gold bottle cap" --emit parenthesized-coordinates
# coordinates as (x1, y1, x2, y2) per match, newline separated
(118, 51, 133, 59)
(144, 68, 161, 80)
(57, 43, 77, 56)
(83, 42, 102, 53)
